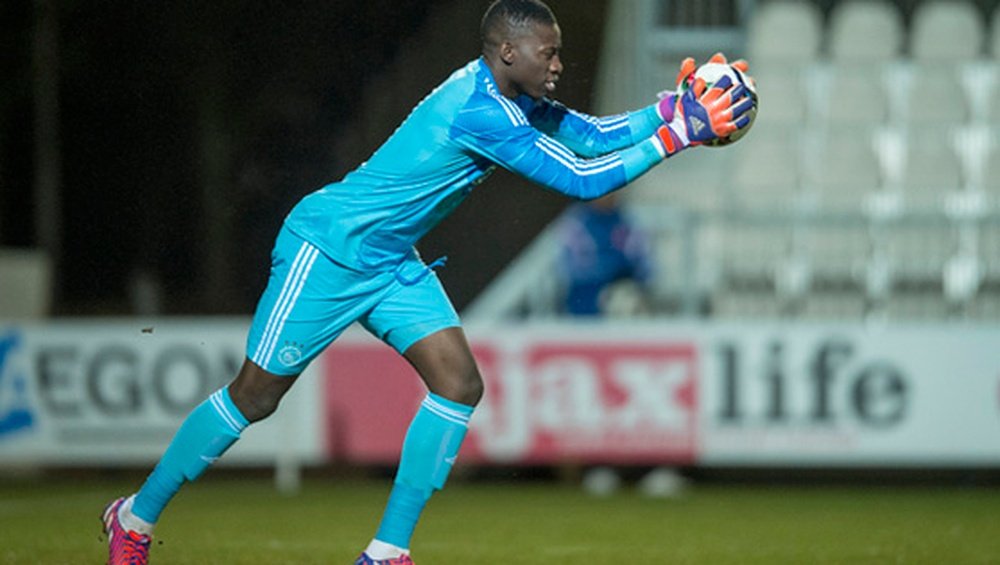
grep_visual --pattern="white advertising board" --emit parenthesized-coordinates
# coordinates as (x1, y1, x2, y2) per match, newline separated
(2, 319, 999, 467)
(695, 322, 1000, 466)
(0, 320, 324, 465)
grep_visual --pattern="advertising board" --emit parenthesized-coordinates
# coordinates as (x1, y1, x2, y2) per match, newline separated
(0, 320, 324, 465)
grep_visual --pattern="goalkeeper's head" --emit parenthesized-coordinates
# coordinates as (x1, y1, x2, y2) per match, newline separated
(481, 0, 563, 100)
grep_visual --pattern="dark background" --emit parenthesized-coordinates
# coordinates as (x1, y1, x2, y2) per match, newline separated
(0, 0, 608, 316)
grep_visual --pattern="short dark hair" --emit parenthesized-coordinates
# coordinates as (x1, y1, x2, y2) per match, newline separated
(481, 0, 557, 51)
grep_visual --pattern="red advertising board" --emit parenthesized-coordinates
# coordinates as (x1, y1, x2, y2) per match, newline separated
(324, 337, 698, 465)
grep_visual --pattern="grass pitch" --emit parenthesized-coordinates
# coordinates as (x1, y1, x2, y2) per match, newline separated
(2, 473, 1000, 564)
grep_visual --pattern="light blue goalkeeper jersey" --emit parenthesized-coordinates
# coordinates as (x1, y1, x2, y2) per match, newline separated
(284, 57, 666, 271)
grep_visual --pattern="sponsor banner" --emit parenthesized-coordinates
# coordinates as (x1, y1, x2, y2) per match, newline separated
(326, 323, 1000, 467)
(700, 323, 1000, 466)
(0, 320, 324, 465)
(4, 319, 1000, 467)
(325, 328, 699, 465)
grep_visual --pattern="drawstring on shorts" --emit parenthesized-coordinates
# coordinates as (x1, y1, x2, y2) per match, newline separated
(394, 255, 448, 286)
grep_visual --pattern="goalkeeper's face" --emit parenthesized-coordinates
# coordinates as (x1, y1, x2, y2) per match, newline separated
(508, 22, 563, 100)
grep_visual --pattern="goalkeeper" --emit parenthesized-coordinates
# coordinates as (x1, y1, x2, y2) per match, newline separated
(101, 1, 754, 564)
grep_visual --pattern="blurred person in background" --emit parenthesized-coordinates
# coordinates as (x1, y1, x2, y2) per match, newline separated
(557, 192, 653, 317)
(99, 0, 754, 563)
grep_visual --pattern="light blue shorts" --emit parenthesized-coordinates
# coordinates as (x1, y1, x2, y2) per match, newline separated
(245, 226, 461, 376)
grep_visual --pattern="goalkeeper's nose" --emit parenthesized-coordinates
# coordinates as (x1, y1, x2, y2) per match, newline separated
(549, 55, 563, 76)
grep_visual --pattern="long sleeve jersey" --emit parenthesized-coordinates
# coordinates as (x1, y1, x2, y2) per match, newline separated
(284, 57, 666, 271)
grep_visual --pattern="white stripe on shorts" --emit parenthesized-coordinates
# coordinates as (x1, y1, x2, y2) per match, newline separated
(252, 242, 312, 364)
(252, 242, 319, 369)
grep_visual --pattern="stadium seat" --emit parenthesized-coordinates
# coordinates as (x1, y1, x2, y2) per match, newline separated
(719, 221, 793, 280)
(943, 252, 982, 303)
(884, 289, 952, 320)
(882, 222, 958, 280)
(981, 140, 1000, 201)
(979, 223, 1000, 281)
(630, 150, 729, 212)
(966, 291, 1000, 320)
(801, 222, 870, 281)
(748, 63, 809, 124)
(731, 124, 802, 210)
(828, 0, 904, 62)
(824, 65, 889, 125)
(746, 0, 823, 64)
(806, 127, 883, 210)
(910, 0, 985, 61)
(801, 289, 867, 320)
(711, 289, 784, 319)
(900, 129, 964, 210)
(648, 233, 697, 303)
(988, 82, 1000, 122)
(905, 65, 971, 126)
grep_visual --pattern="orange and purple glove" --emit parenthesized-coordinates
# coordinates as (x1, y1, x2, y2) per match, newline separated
(653, 53, 755, 156)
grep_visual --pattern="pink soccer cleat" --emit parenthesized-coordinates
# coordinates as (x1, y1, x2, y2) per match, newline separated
(354, 552, 415, 565)
(101, 497, 151, 565)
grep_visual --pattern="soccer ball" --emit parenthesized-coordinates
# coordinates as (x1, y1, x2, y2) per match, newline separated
(678, 62, 758, 146)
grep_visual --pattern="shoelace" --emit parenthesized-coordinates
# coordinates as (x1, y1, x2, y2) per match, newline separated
(118, 531, 151, 564)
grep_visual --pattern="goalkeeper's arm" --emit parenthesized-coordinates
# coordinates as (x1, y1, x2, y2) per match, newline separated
(521, 57, 707, 158)
(523, 99, 665, 158)
(456, 79, 752, 201)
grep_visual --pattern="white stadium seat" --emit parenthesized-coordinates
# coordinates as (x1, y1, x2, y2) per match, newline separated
(731, 124, 802, 209)
(824, 65, 889, 125)
(807, 127, 884, 210)
(882, 223, 959, 279)
(905, 65, 971, 126)
(900, 130, 964, 210)
(802, 223, 870, 280)
(748, 63, 809, 124)
(911, 0, 985, 61)
(828, 0, 904, 62)
(747, 0, 823, 64)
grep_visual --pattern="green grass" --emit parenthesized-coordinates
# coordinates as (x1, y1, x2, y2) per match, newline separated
(2, 474, 1000, 564)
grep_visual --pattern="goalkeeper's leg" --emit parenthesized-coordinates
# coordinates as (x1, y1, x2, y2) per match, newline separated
(361, 327, 483, 562)
(122, 361, 295, 530)
(103, 360, 294, 565)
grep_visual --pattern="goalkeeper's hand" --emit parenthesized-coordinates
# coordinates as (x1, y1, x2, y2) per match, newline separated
(655, 53, 752, 119)
(672, 53, 751, 91)
(653, 54, 755, 156)
(652, 57, 697, 113)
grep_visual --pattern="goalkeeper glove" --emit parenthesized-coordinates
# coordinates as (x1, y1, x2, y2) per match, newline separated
(653, 53, 754, 156)
(652, 57, 697, 119)
(655, 53, 752, 122)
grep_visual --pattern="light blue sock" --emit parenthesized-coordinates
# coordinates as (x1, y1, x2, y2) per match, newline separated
(374, 392, 474, 550)
(131, 387, 248, 524)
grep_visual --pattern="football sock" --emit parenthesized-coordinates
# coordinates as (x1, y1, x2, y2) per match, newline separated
(117, 495, 154, 536)
(364, 539, 410, 560)
(373, 392, 474, 551)
(131, 387, 248, 525)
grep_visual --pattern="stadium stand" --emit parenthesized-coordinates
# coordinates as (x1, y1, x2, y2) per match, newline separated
(466, 0, 1000, 322)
